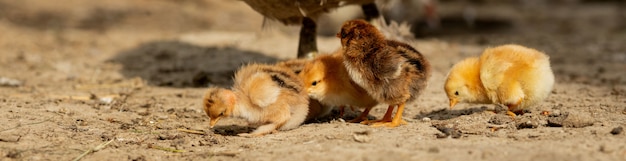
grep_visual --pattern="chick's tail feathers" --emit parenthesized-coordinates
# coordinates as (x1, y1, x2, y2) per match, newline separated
(369, 16, 415, 42)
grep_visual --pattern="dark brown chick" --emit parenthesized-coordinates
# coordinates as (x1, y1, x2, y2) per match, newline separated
(337, 19, 432, 127)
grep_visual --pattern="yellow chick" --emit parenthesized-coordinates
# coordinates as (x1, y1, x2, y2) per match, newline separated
(299, 50, 379, 123)
(444, 44, 555, 116)
(202, 64, 309, 137)
(275, 58, 333, 121)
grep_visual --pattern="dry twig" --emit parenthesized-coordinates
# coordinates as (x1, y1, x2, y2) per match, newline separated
(72, 140, 114, 161)
(177, 128, 205, 135)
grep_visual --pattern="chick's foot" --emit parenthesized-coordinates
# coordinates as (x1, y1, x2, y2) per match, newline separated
(349, 107, 372, 123)
(370, 119, 408, 127)
(363, 105, 395, 125)
(505, 111, 517, 119)
(370, 103, 407, 128)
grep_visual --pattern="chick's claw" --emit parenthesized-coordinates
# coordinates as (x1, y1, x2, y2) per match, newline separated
(506, 111, 517, 119)
(371, 103, 407, 128)
(348, 116, 368, 123)
(348, 107, 372, 123)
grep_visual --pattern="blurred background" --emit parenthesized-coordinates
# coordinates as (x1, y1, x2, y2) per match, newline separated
(0, 0, 624, 87)
(0, 1, 625, 160)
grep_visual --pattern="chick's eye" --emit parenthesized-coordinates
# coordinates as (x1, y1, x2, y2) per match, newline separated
(454, 91, 459, 96)
(311, 81, 318, 86)
(219, 112, 224, 116)
(338, 29, 347, 38)
(205, 100, 214, 107)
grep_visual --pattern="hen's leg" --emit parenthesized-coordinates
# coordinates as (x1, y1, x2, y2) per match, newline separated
(361, 3, 380, 21)
(297, 17, 317, 58)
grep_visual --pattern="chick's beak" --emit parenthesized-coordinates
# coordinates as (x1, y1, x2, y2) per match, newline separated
(209, 117, 220, 128)
(449, 99, 458, 109)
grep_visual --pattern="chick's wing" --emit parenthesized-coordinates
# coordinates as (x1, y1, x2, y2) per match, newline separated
(479, 53, 513, 101)
(242, 72, 282, 108)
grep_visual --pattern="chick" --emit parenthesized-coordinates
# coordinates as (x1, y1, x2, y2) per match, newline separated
(299, 50, 379, 123)
(276, 59, 333, 121)
(275, 58, 310, 75)
(202, 64, 309, 137)
(444, 44, 555, 117)
(337, 19, 432, 127)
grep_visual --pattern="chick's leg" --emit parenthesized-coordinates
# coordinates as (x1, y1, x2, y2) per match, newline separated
(238, 123, 278, 137)
(371, 103, 407, 128)
(501, 82, 524, 118)
(365, 105, 394, 125)
(339, 106, 346, 118)
(505, 98, 524, 119)
(348, 107, 371, 123)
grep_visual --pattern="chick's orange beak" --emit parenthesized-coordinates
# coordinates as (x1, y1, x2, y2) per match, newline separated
(209, 117, 221, 128)
(449, 99, 458, 109)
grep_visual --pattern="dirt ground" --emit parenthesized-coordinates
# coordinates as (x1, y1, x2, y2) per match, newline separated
(0, 0, 625, 160)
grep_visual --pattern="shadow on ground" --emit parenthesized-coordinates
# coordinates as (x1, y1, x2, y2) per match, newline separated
(415, 106, 489, 120)
(211, 125, 256, 136)
(304, 108, 377, 124)
(109, 40, 278, 87)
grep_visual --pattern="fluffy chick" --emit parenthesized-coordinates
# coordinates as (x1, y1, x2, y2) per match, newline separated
(299, 50, 379, 123)
(444, 44, 555, 116)
(276, 59, 333, 121)
(202, 64, 309, 137)
(337, 19, 432, 127)
(275, 58, 310, 75)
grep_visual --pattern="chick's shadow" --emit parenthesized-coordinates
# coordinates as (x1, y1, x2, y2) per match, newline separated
(414, 106, 489, 120)
(109, 40, 279, 87)
(211, 125, 255, 136)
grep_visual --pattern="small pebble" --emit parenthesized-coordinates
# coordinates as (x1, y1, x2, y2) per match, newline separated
(0, 77, 21, 87)
(428, 147, 440, 153)
(610, 126, 623, 135)
(99, 97, 114, 104)
(353, 130, 372, 143)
